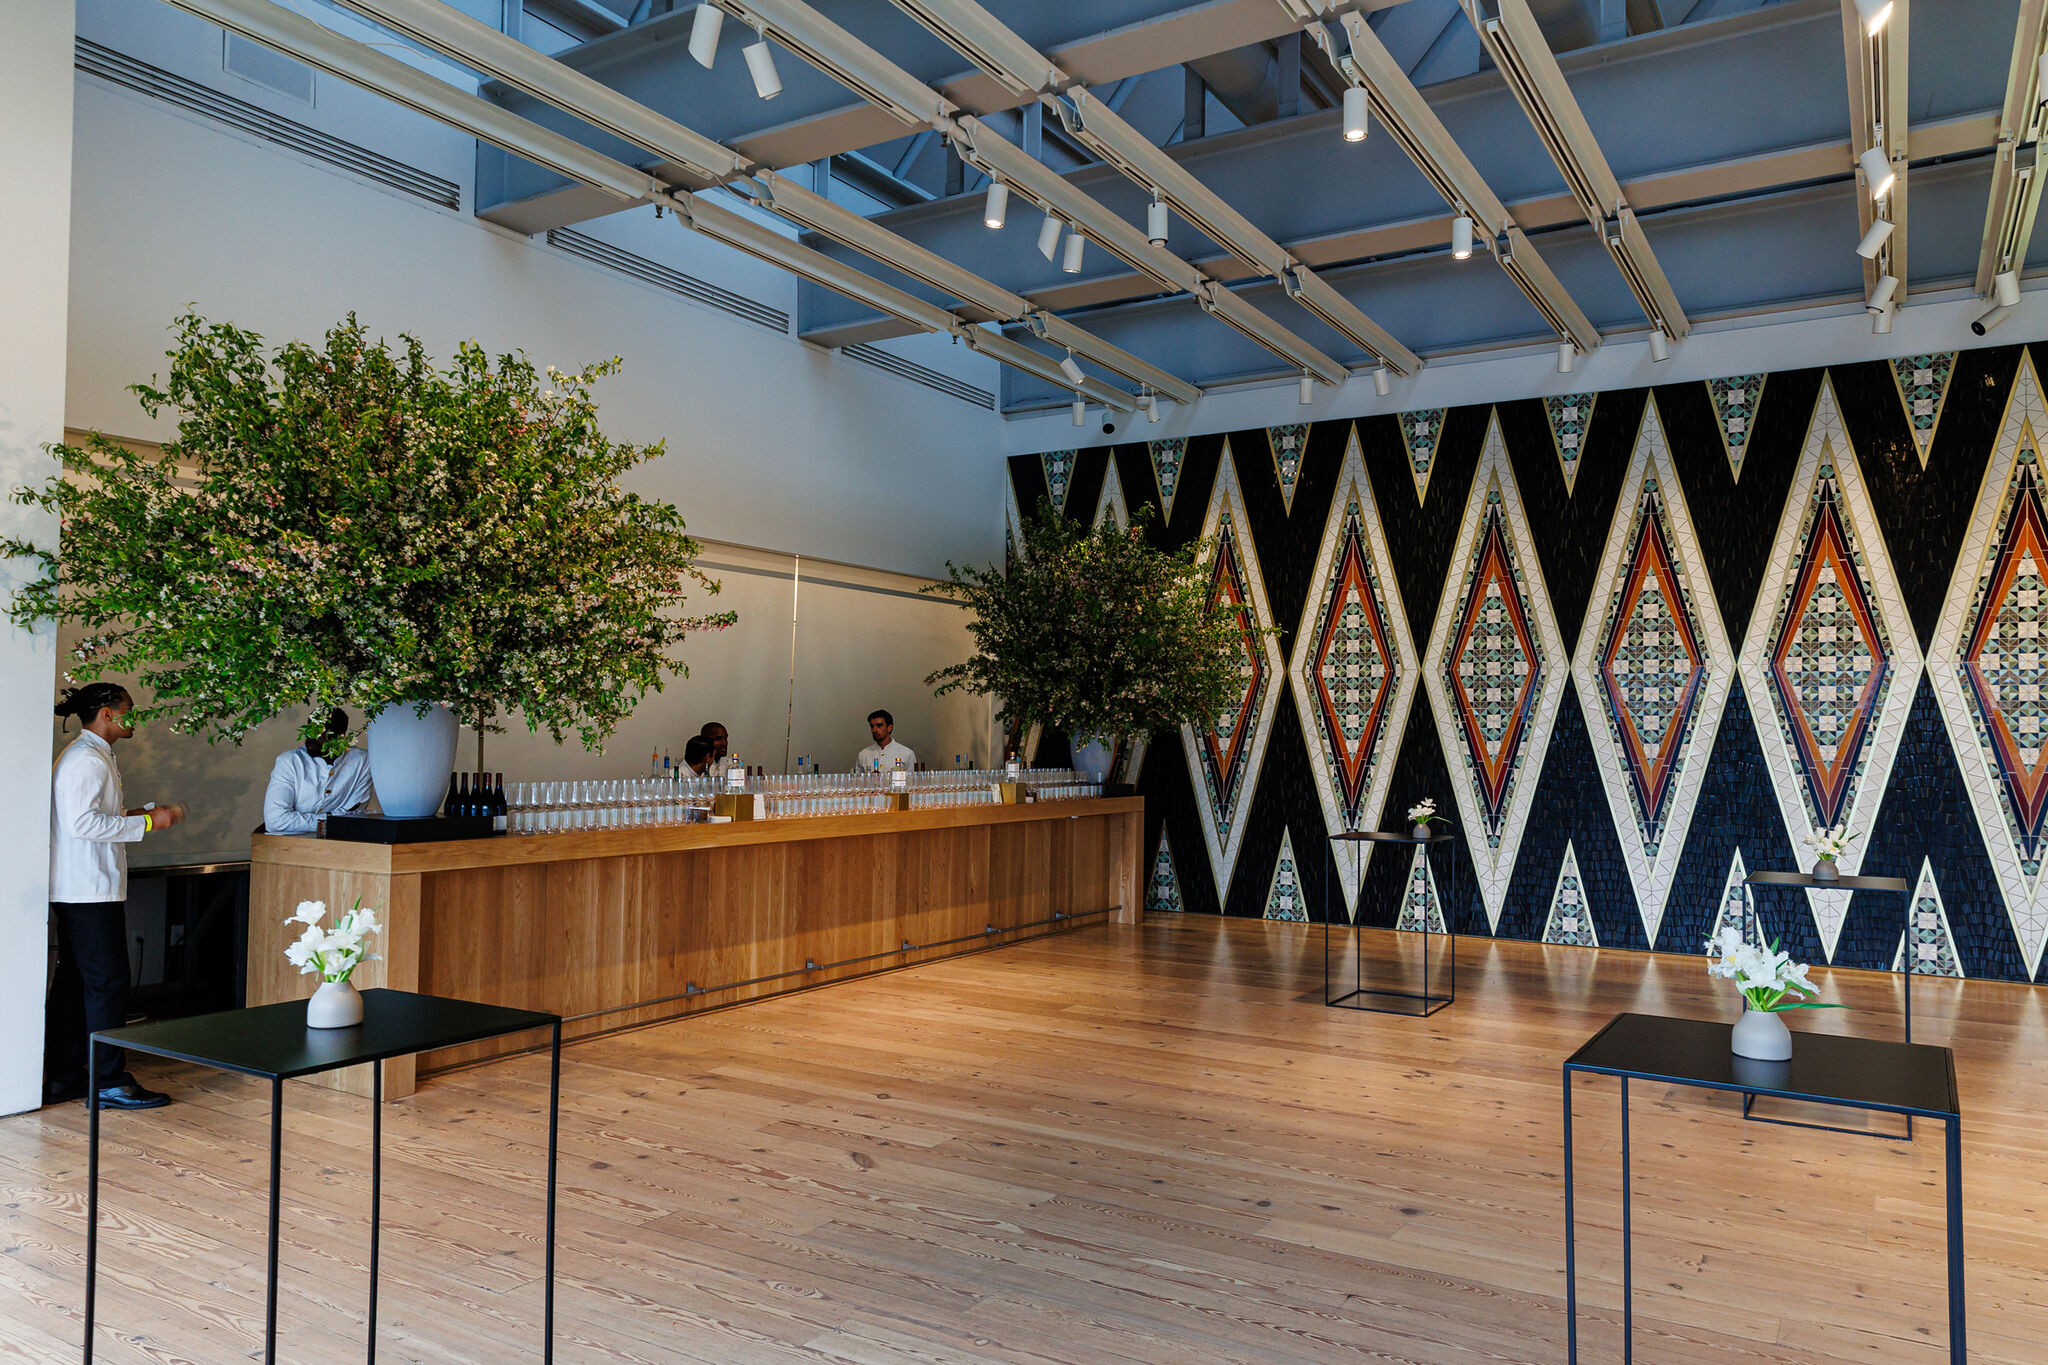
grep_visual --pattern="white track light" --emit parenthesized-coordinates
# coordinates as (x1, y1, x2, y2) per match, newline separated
(743, 34, 781, 99)
(1858, 147, 1895, 199)
(1451, 214, 1475, 260)
(1975, 302, 2014, 335)
(1868, 274, 1899, 311)
(1299, 371, 1314, 405)
(2038, 51, 2048, 105)
(1072, 399, 1086, 426)
(1058, 350, 1085, 385)
(1147, 199, 1168, 246)
(1872, 303, 1894, 334)
(1996, 270, 2022, 308)
(1062, 228, 1085, 274)
(1558, 342, 1576, 374)
(1853, 0, 1893, 35)
(1037, 212, 1064, 261)
(688, 3, 723, 68)
(1343, 85, 1368, 142)
(983, 181, 1008, 230)
(1144, 391, 1160, 422)
(1373, 365, 1391, 397)
(1648, 328, 1670, 363)
(1856, 217, 1894, 259)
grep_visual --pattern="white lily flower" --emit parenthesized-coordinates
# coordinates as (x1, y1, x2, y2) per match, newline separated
(289, 900, 326, 926)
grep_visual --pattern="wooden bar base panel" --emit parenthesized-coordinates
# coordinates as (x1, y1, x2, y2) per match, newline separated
(248, 798, 1144, 1099)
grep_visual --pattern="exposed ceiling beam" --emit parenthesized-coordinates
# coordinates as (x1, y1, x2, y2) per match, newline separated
(1461, 0, 1689, 341)
(162, 0, 1141, 410)
(1974, 0, 2048, 300)
(1841, 0, 1907, 317)
(886, 0, 1420, 374)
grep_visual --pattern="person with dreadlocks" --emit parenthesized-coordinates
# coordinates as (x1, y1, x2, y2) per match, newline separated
(44, 683, 186, 1110)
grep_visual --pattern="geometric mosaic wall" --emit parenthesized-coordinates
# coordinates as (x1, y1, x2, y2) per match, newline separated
(1008, 342, 2048, 981)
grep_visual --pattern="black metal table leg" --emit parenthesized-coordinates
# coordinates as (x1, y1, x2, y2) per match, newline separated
(1947, 1115, 1967, 1363)
(1562, 1067, 1577, 1365)
(1621, 1074, 1632, 1365)
(265, 1076, 282, 1365)
(83, 1050, 99, 1365)
(545, 1021, 561, 1363)
(369, 1063, 382, 1364)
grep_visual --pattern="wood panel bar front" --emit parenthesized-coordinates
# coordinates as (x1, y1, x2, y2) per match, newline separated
(248, 798, 1143, 1099)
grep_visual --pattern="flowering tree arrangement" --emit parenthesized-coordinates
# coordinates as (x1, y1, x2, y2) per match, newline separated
(923, 502, 1251, 740)
(1806, 825, 1859, 866)
(3, 313, 734, 754)
(1705, 926, 1844, 1015)
(283, 898, 380, 984)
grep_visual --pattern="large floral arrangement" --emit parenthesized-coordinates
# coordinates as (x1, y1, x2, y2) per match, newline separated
(1705, 927, 1843, 1015)
(924, 502, 1249, 739)
(3, 313, 733, 753)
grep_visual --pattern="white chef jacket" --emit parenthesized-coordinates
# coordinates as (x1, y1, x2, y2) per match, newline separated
(263, 746, 374, 835)
(855, 740, 916, 772)
(50, 730, 147, 903)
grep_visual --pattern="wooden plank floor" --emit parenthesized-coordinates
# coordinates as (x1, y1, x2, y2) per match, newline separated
(3, 915, 2043, 1364)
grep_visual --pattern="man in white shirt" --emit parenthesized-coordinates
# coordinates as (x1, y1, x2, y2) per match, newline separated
(45, 683, 186, 1110)
(264, 708, 374, 835)
(855, 709, 916, 772)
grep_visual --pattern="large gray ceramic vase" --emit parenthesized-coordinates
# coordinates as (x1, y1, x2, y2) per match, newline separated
(366, 700, 459, 818)
(1071, 735, 1114, 784)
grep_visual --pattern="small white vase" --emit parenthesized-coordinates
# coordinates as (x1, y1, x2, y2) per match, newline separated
(1730, 1006, 1792, 1061)
(307, 979, 364, 1028)
(1412, 824, 1432, 840)
(1811, 858, 1838, 882)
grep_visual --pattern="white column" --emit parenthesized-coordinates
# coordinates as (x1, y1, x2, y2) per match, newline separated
(0, 1, 72, 1116)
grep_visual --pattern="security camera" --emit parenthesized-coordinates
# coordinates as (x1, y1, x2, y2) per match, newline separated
(1102, 420, 1117, 435)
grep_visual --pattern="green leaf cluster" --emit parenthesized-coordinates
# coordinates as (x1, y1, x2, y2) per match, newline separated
(923, 500, 1255, 739)
(4, 313, 735, 754)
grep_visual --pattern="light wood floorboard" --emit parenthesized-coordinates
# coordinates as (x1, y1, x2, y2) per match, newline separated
(2, 916, 2043, 1363)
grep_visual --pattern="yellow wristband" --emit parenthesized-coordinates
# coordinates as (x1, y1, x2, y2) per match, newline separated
(142, 813, 153, 834)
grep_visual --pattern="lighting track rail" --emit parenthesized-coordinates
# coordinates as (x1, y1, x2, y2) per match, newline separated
(1841, 0, 1909, 316)
(1976, 0, 2044, 299)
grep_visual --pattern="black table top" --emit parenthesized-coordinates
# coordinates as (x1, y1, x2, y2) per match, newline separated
(1564, 1013, 1958, 1118)
(1746, 869, 1911, 893)
(93, 989, 559, 1081)
(1331, 830, 1454, 844)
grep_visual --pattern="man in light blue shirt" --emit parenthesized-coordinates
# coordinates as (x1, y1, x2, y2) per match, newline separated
(263, 708, 373, 835)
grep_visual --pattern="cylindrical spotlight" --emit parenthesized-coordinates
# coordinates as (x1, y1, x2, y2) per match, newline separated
(1868, 274, 1899, 310)
(1144, 392, 1161, 423)
(1858, 146, 1895, 199)
(1451, 215, 1475, 260)
(1062, 229, 1086, 274)
(1648, 328, 1670, 363)
(1147, 199, 1169, 246)
(1372, 366, 1391, 398)
(1872, 303, 1894, 335)
(743, 35, 782, 99)
(1037, 212, 1063, 262)
(1853, 0, 1893, 35)
(1855, 217, 1894, 260)
(1299, 372, 1314, 405)
(688, 3, 724, 68)
(1343, 85, 1368, 142)
(1058, 351, 1085, 385)
(1557, 342, 1576, 375)
(2037, 50, 2048, 104)
(983, 181, 1009, 230)
(1072, 399, 1086, 427)
(1995, 270, 2022, 308)
(1975, 303, 2014, 336)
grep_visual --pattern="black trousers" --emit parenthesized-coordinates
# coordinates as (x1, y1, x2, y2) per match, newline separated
(45, 900, 132, 1091)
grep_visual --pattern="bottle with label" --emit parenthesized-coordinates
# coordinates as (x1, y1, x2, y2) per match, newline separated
(725, 757, 748, 794)
(890, 758, 909, 793)
(492, 773, 508, 833)
(455, 772, 472, 818)
(1005, 750, 1022, 781)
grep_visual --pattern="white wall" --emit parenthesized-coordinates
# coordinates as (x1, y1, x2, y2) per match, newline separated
(1, 1, 73, 1116)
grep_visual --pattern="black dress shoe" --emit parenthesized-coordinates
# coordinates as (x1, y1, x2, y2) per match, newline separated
(43, 1080, 86, 1107)
(92, 1081, 171, 1110)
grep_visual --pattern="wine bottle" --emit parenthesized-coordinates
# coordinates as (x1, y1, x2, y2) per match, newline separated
(445, 771, 461, 819)
(452, 771, 469, 819)
(492, 773, 508, 832)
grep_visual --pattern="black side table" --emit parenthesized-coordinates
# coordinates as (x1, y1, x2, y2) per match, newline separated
(1323, 830, 1458, 1016)
(1744, 869, 1914, 1040)
(1562, 1013, 1964, 1364)
(87, 989, 563, 1364)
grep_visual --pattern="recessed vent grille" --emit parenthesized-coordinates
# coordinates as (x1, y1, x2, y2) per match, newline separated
(546, 228, 789, 333)
(841, 344, 996, 409)
(76, 38, 459, 210)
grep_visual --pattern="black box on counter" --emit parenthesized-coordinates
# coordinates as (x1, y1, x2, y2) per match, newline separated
(324, 813, 499, 844)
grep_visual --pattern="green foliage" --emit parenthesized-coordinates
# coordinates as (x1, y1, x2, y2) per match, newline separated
(4, 312, 734, 753)
(924, 501, 1252, 739)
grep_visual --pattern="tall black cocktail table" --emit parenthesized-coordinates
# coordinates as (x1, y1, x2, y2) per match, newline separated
(87, 989, 563, 1364)
(1561, 1013, 1964, 1363)
(1323, 830, 1458, 1015)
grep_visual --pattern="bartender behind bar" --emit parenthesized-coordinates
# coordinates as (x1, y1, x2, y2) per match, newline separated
(855, 709, 916, 771)
(264, 707, 374, 835)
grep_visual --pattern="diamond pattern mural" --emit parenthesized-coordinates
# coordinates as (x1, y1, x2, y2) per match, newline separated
(1892, 859, 1963, 977)
(1397, 846, 1446, 933)
(1180, 442, 1287, 899)
(1707, 374, 1764, 481)
(1267, 424, 1309, 515)
(1574, 400, 1734, 947)
(1542, 842, 1598, 946)
(1401, 408, 1447, 505)
(1289, 427, 1418, 919)
(1543, 394, 1595, 495)
(1041, 449, 1076, 515)
(1150, 438, 1187, 521)
(1147, 831, 1183, 914)
(1264, 828, 1307, 921)
(1092, 458, 1128, 529)
(1708, 849, 1753, 945)
(1741, 376, 1922, 960)
(1889, 353, 1956, 468)
(1931, 352, 2048, 976)
(1425, 413, 1568, 930)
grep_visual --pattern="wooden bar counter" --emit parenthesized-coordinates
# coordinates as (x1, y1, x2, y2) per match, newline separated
(248, 797, 1144, 1099)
